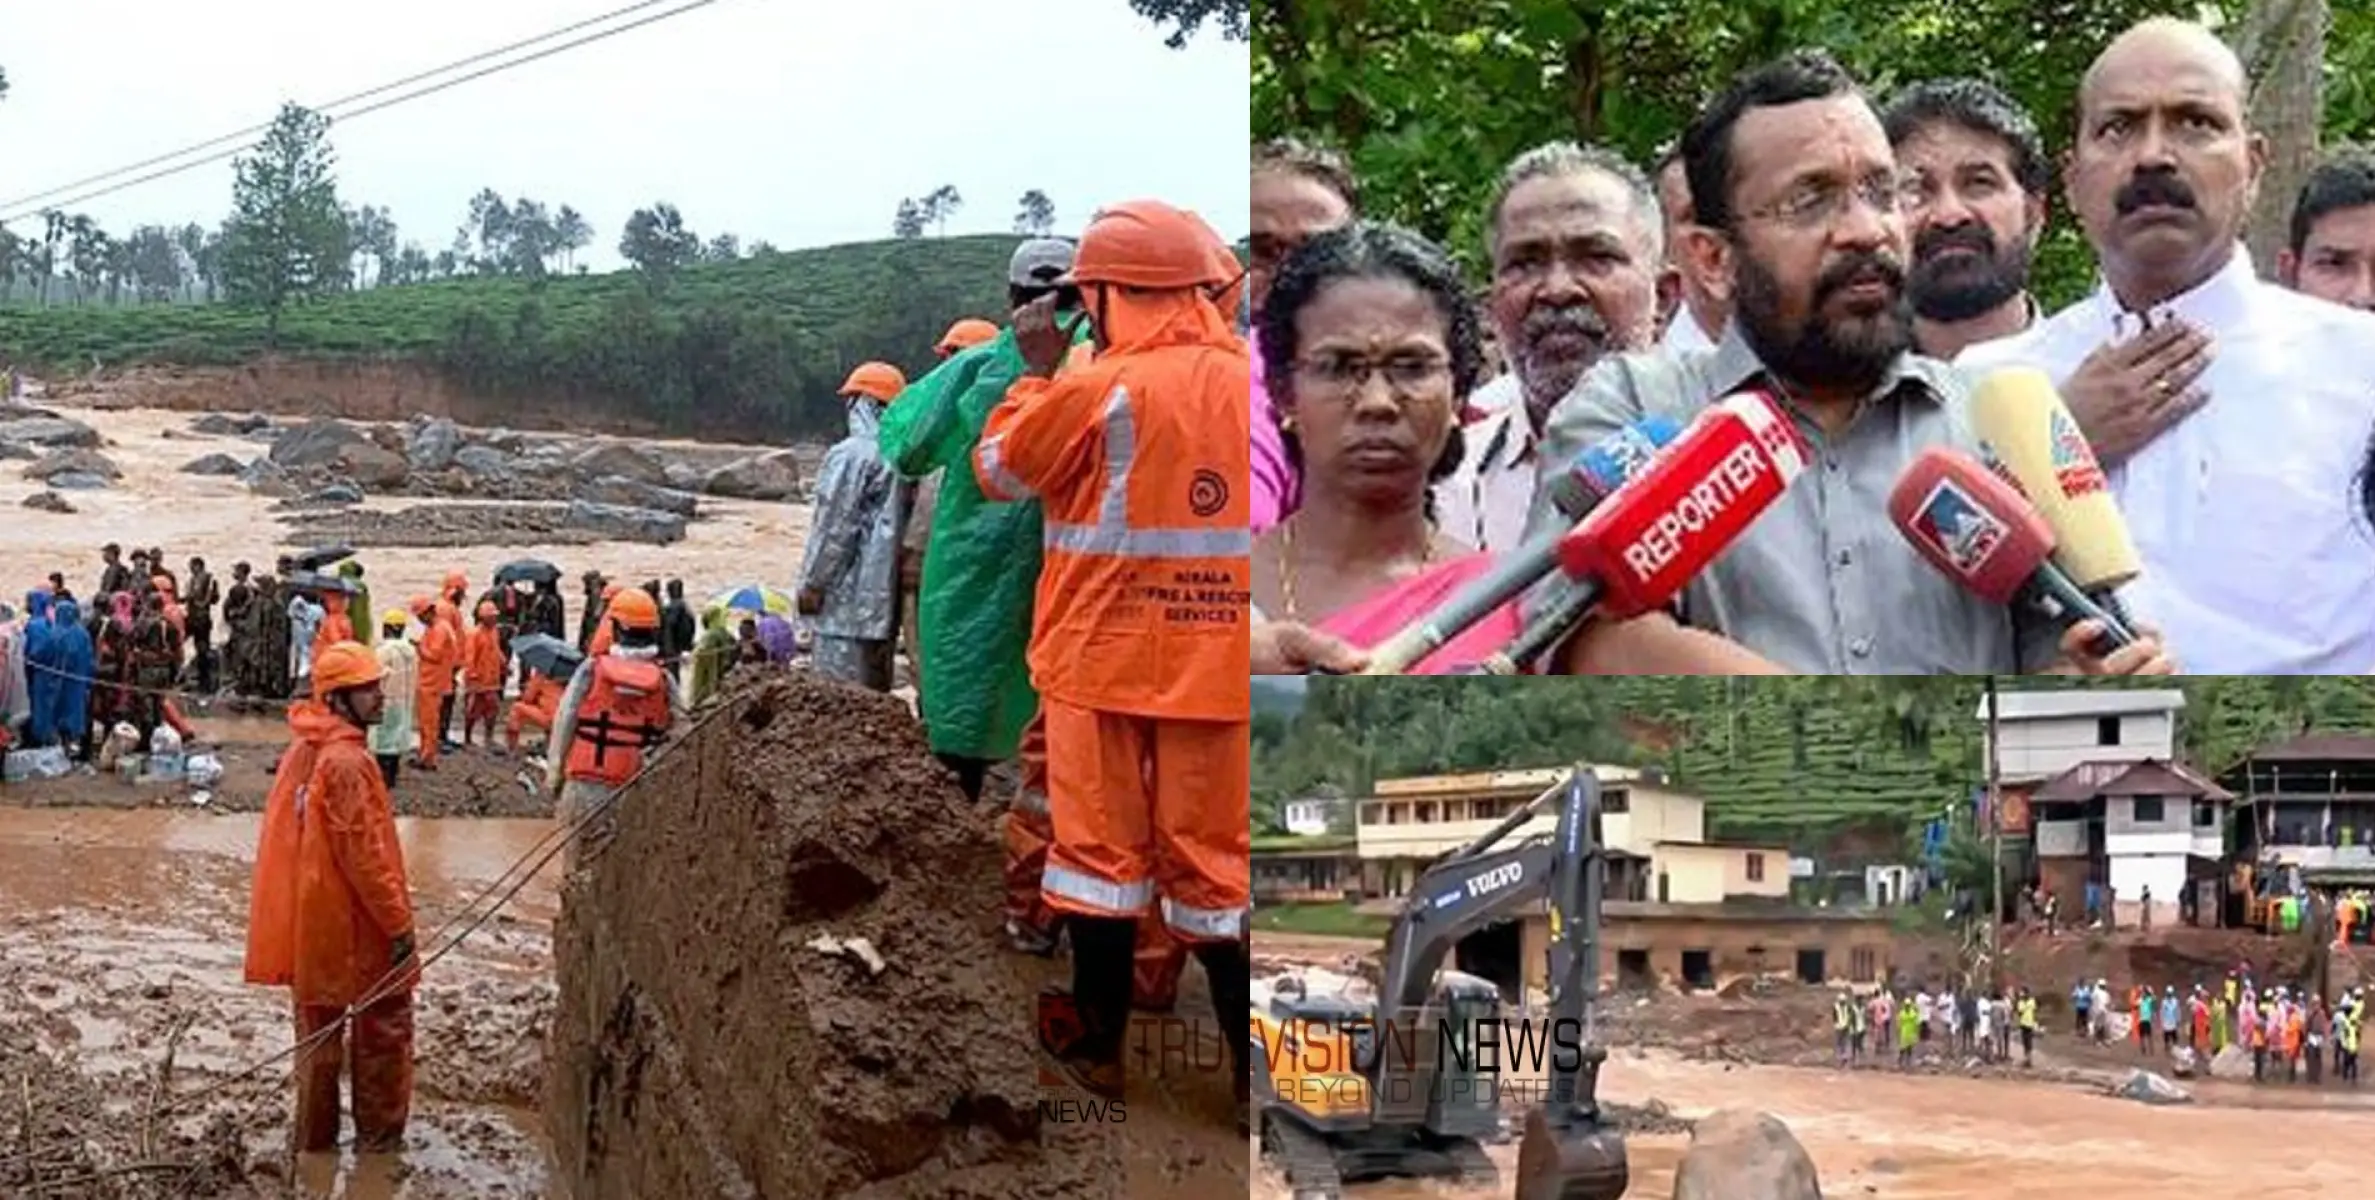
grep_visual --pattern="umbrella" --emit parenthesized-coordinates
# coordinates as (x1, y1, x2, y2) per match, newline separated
(284, 570, 358, 597)
(707, 584, 794, 616)
(495, 558, 562, 587)
(510, 633, 584, 681)
(291, 544, 355, 573)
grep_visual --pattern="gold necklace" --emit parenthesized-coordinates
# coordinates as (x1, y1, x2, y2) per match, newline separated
(1277, 514, 1436, 622)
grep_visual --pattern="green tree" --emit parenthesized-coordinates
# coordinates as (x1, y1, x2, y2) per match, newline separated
(221, 103, 350, 340)
(892, 198, 926, 239)
(923, 184, 964, 237)
(618, 202, 701, 294)
(1014, 188, 1057, 235)
(1255, 0, 2375, 302)
(1129, 0, 1247, 47)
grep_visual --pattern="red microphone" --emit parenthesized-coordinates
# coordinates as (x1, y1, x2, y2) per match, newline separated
(1482, 392, 1809, 673)
(1886, 446, 2137, 648)
(1554, 391, 1811, 619)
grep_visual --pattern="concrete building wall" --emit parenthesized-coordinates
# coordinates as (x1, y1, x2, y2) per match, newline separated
(1999, 712, 2175, 780)
(1513, 908, 1898, 995)
(2108, 854, 2188, 926)
(2036, 819, 2087, 858)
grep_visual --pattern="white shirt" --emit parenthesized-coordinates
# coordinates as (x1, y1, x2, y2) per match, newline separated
(1958, 248, 2375, 674)
(1661, 308, 1721, 356)
(1433, 374, 1534, 555)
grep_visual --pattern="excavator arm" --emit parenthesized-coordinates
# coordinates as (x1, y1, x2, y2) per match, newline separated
(1369, 767, 1628, 1200)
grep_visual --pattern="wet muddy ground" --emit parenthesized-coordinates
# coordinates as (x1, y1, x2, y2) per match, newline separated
(1251, 932, 2375, 1199)
(0, 802, 561, 1198)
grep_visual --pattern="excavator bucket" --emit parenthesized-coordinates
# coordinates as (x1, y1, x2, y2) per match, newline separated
(1513, 1107, 1629, 1200)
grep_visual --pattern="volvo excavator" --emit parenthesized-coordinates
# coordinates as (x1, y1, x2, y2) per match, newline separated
(1252, 767, 1629, 1200)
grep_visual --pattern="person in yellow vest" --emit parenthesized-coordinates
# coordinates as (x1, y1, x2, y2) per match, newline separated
(2341, 997, 2362, 1085)
(1850, 989, 1869, 1063)
(1833, 992, 1854, 1067)
(2016, 987, 2040, 1067)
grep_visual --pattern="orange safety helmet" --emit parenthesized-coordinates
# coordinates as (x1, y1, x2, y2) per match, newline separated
(443, 570, 468, 594)
(839, 361, 908, 401)
(606, 587, 660, 631)
(1063, 200, 1236, 291)
(935, 318, 1000, 356)
(407, 594, 437, 618)
(312, 640, 384, 699)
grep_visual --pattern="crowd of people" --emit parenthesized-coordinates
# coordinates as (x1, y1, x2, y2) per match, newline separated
(208, 195, 1257, 1153)
(2070, 972, 2366, 1085)
(1247, 15, 2375, 677)
(1832, 984, 2044, 1069)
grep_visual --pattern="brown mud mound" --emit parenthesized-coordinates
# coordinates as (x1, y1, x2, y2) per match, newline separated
(550, 672, 1119, 1200)
(282, 503, 599, 549)
(0, 727, 552, 820)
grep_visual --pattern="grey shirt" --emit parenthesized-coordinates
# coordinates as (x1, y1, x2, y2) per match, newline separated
(1526, 323, 2061, 674)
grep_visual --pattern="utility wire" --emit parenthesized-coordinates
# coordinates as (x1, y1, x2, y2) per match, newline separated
(0, 0, 685, 215)
(0, 0, 722, 226)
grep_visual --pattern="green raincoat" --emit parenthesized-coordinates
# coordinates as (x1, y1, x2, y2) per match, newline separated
(877, 327, 1078, 760)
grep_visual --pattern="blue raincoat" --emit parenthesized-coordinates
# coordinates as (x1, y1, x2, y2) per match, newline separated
(44, 600, 92, 747)
(21, 591, 57, 747)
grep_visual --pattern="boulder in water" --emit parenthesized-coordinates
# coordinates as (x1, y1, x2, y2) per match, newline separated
(562, 500, 686, 545)
(408, 417, 464, 472)
(0, 414, 102, 449)
(182, 452, 247, 476)
(2210, 1044, 2253, 1079)
(575, 474, 699, 518)
(192, 412, 272, 436)
(21, 490, 75, 514)
(22, 447, 121, 483)
(2112, 1069, 2191, 1105)
(569, 442, 668, 487)
(1672, 1109, 1821, 1200)
(702, 450, 803, 501)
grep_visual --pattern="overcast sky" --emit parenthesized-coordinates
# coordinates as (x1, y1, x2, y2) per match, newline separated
(0, 0, 1248, 271)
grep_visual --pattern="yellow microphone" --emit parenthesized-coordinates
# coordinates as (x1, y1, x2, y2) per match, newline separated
(1966, 367, 2143, 597)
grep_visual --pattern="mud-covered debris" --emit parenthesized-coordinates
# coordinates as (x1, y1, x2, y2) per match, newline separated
(805, 933, 888, 978)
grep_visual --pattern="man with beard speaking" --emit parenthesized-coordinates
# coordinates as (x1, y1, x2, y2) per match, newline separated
(1524, 49, 2173, 677)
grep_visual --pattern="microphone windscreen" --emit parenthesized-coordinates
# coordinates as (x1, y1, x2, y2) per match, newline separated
(1888, 446, 2057, 606)
(1967, 367, 2142, 591)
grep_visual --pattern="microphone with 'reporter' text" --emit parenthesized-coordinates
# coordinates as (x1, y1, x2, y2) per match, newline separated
(1475, 391, 1811, 674)
(1886, 445, 2137, 650)
(1354, 415, 1681, 675)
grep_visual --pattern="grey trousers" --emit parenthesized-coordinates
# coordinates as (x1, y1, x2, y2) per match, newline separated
(813, 635, 893, 691)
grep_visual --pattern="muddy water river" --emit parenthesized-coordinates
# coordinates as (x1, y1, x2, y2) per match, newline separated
(0, 402, 815, 616)
(1257, 1048, 2375, 1199)
(0, 805, 562, 1196)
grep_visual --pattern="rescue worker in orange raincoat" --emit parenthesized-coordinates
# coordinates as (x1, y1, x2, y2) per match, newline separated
(545, 588, 682, 869)
(242, 640, 418, 1153)
(585, 583, 622, 658)
(1009, 717, 1187, 1011)
(408, 596, 457, 770)
(460, 601, 505, 747)
(432, 572, 469, 751)
(973, 199, 1251, 1103)
(507, 669, 565, 755)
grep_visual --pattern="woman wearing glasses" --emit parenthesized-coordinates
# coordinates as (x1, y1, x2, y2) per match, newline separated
(1249, 222, 1520, 674)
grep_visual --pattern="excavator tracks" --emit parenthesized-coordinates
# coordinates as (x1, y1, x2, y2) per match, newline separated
(1261, 1111, 1346, 1200)
(1445, 1137, 1502, 1190)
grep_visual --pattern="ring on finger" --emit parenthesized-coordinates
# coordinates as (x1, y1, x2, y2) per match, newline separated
(2151, 377, 2171, 400)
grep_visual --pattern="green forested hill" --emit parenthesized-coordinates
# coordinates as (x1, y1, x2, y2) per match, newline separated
(1252, 678, 2375, 838)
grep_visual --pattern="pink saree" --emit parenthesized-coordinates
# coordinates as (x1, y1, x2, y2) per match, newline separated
(1316, 553, 1524, 674)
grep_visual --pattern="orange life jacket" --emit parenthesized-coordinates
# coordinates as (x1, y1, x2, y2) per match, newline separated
(562, 655, 672, 787)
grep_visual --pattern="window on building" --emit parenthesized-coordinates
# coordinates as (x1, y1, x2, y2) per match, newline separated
(2133, 796, 2165, 824)
(1416, 802, 1438, 823)
(2097, 716, 2121, 746)
(1745, 852, 1766, 882)
(2195, 803, 2218, 829)
(1602, 790, 1630, 814)
(1850, 947, 1877, 982)
(1361, 803, 1382, 826)
(1386, 804, 1405, 825)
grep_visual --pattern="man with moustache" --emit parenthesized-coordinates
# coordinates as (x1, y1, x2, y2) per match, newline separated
(1528, 50, 2172, 677)
(1435, 142, 1662, 555)
(1960, 18, 2375, 675)
(1883, 79, 2047, 360)
(2279, 148, 2375, 312)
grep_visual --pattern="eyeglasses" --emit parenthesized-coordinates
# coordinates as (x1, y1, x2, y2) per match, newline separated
(1293, 352, 1451, 399)
(1745, 171, 1912, 230)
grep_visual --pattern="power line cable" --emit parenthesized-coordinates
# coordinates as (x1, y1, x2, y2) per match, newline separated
(0, 0, 685, 215)
(0, 0, 722, 226)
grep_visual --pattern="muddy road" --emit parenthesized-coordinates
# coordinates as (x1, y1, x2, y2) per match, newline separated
(0, 802, 561, 1197)
(1251, 933, 2375, 1199)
